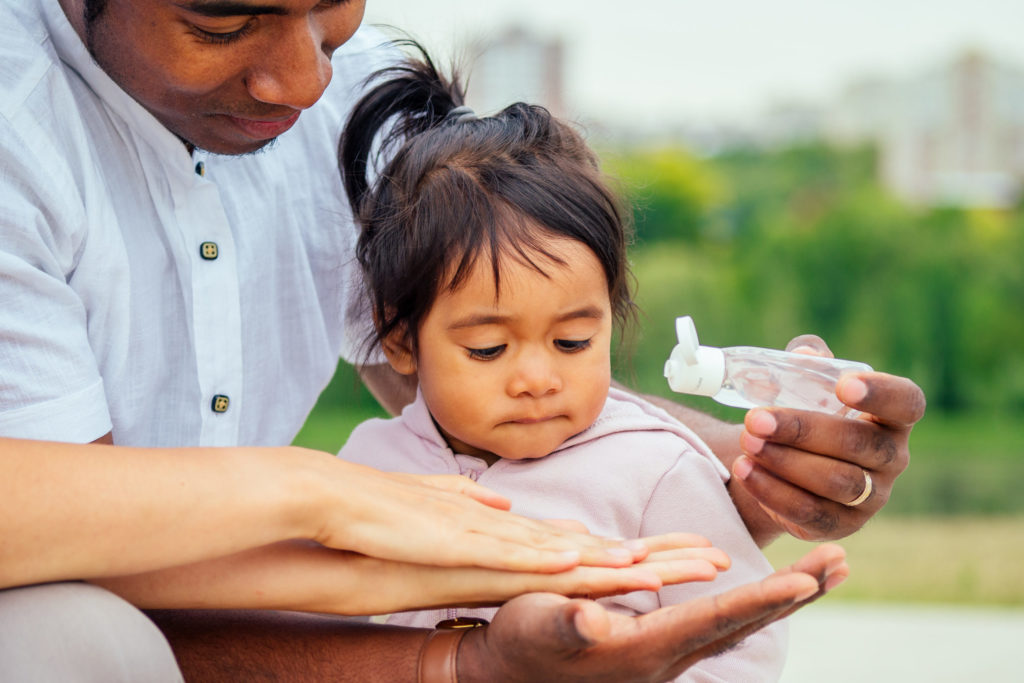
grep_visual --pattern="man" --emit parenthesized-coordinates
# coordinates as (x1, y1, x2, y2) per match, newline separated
(0, 0, 923, 680)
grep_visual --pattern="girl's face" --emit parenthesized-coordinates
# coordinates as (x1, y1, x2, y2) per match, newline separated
(386, 237, 613, 464)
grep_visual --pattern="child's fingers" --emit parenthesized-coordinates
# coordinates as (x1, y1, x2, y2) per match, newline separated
(641, 546, 731, 571)
(634, 532, 713, 553)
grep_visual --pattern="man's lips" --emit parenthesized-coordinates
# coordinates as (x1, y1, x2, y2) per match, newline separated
(223, 111, 301, 140)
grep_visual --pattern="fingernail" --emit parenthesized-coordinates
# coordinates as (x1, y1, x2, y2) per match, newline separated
(607, 548, 633, 560)
(572, 608, 598, 646)
(631, 570, 663, 591)
(747, 409, 776, 436)
(790, 345, 818, 355)
(733, 455, 754, 481)
(826, 556, 846, 574)
(824, 572, 848, 591)
(841, 377, 868, 404)
(796, 581, 820, 602)
(622, 539, 648, 553)
(740, 430, 766, 455)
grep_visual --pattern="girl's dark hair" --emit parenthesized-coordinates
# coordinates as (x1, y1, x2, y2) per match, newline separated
(340, 41, 635, 358)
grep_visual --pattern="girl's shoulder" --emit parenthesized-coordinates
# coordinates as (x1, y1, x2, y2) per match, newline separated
(336, 390, 449, 472)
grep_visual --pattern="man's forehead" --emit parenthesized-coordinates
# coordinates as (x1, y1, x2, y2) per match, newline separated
(172, 0, 327, 16)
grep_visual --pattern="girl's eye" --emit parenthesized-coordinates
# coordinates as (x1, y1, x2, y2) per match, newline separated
(555, 338, 592, 353)
(191, 19, 257, 45)
(467, 345, 506, 360)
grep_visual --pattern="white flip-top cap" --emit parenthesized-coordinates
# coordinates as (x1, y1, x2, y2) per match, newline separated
(663, 316, 726, 397)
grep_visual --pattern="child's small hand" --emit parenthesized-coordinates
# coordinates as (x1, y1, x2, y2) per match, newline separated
(337, 539, 731, 615)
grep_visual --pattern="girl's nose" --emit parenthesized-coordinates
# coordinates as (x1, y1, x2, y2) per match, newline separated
(507, 350, 563, 398)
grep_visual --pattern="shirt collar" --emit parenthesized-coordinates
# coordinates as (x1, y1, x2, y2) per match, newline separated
(41, 0, 195, 170)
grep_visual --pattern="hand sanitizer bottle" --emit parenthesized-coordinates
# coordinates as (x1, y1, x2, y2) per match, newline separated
(663, 316, 872, 416)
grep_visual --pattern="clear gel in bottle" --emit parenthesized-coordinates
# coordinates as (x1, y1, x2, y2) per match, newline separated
(663, 316, 872, 416)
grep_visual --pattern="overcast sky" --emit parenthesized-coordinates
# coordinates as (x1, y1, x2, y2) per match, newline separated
(365, 0, 1024, 128)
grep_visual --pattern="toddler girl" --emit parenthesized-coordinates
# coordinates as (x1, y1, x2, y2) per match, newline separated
(338, 44, 786, 682)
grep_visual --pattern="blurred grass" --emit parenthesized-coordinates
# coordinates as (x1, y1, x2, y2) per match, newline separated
(293, 403, 386, 455)
(764, 516, 1024, 606)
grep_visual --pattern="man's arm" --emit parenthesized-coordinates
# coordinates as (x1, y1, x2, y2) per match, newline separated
(0, 437, 656, 591)
(358, 362, 418, 416)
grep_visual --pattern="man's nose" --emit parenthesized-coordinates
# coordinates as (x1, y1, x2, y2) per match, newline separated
(245, 20, 333, 110)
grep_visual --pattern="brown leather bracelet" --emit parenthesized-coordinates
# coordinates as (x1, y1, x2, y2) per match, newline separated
(416, 628, 467, 683)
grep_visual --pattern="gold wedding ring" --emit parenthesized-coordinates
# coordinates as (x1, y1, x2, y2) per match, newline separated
(844, 469, 873, 507)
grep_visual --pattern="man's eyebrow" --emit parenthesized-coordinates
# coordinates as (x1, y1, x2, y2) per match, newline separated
(176, 1, 290, 17)
(448, 306, 605, 331)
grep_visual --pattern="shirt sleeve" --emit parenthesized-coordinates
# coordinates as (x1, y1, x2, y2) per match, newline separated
(0, 117, 112, 442)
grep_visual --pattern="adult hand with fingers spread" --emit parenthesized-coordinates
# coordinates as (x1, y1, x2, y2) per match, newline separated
(456, 543, 848, 683)
(0, 439, 647, 593)
(729, 334, 926, 542)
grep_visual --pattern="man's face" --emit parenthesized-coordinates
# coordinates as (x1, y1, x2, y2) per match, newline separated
(83, 0, 366, 154)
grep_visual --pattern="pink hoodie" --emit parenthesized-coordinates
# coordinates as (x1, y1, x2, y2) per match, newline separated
(339, 387, 787, 682)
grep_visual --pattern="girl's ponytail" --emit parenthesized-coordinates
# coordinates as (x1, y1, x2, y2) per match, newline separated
(340, 40, 467, 217)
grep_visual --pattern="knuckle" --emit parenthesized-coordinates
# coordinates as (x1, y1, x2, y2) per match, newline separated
(751, 440, 784, 467)
(870, 431, 901, 467)
(842, 426, 873, 461)
(791, 497, 840, 536)
(525, 527, 551, 548)
(829, 466, 863, 502)
(706, 595, 742, 639)
(788, 414, 811, 445)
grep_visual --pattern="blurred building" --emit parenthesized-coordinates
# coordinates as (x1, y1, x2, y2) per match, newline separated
(824, 50, 1024, 208)
(459, 27, 1024, 208)
(464, 26, 567, 119)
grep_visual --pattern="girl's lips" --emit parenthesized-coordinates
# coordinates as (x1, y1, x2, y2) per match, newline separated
(224, 111, 301, 140)
(508, 416, 556, 424)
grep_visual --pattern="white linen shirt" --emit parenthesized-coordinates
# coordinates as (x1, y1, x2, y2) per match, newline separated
(0, 0, 390, 446)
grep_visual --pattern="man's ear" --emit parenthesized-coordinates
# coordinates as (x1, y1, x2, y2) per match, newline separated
(381, 328, 417, 376)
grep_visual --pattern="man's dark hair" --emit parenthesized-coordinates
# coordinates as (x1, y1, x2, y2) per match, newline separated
(340, 41, 636, 361)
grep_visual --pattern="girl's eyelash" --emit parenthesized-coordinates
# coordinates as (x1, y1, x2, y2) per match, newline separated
(555, 338, 592, 353)
(192, 20, 257, 45)
(467, 345, 506, 360)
